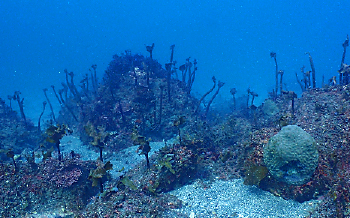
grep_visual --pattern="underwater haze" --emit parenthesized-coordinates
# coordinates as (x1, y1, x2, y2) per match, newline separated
(1, 0, 349, 121)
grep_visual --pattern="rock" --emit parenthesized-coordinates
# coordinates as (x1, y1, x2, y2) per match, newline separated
(264, 125, 318, 185)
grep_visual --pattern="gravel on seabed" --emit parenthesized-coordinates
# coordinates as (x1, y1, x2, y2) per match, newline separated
(167, 179, 319, 218)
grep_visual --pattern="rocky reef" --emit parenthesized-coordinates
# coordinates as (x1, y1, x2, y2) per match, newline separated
(1, 45, 350, 217)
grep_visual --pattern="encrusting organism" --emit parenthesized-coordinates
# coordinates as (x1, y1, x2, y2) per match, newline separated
(60, 82, 69, 101)
(7, 95, 12, 111)
(166, 44, 176, 101)
(249, 90, 259, 107)
(179, 64, 186, 81)
(329, 76, 337, 86)
(13, 91, 27, 127)
(195, 76, 216, 114)
(341, 35, 349, 66)
(205, 80, 225, 117)
(157, 84, 165, 128)
(305, 70, 311, 89)
(79, 75, 92, 101)
(178, 57, 197, 95)
(339, 35, 350, 85)
(69, 71, 81, 101)
(295, 67, 306, 92)
(165, 62, 172, 102)
(56, 86, 78, 122)
(340, 35, 349, 84)
(181, 57, 190, 83)
(173, 116, 186, 145)
(117, 99, 126, 126)
(270, 52, 279, 97)
(278, 70, 284, 94)
(246, 88, 251, 109)
(296, 65, 311, 92)
(169, 44, 175, 64)
(38, 101, 47, 132)
(305, 52, 316, 88)
(339, 64, 350, 85)
(246, 88, 259, 120)
(270, 52, 285, 98)
(89, 64, 98, 95)
(230, 88, 237, 110)
(43, 88, 56, 123)
(145, 43, 155, 59)
(51, 85, 62, 105)
(187, 59, 197, 95)
(282, 90, 297, 115)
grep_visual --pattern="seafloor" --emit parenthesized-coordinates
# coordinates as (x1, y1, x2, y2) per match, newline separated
(1, 51, 350, 217)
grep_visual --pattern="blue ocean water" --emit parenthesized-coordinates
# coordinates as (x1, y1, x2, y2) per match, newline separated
(0, 0, 349, 120)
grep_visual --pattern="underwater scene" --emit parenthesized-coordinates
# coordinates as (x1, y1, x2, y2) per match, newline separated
(1, 1, 350, 217)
